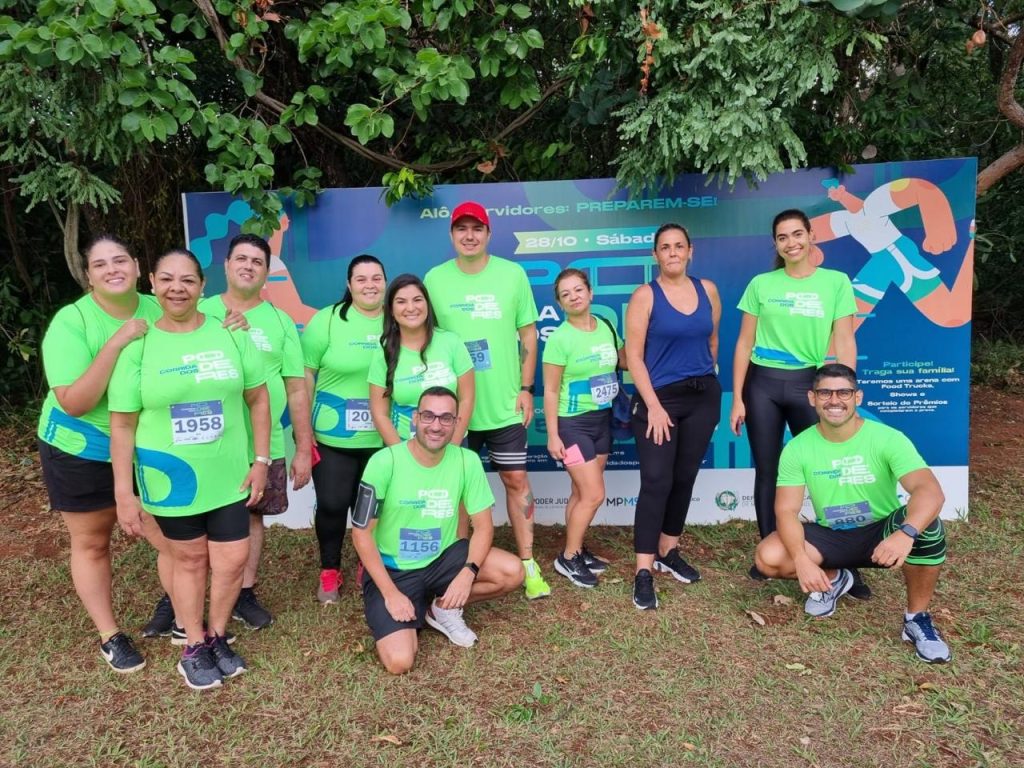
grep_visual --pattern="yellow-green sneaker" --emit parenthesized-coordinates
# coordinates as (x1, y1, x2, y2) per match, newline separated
(522, 558, 551, 600)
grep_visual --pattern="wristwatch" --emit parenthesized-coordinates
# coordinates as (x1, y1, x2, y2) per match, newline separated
(898, 523, 920, 540)
(521, 385, 535, 395)
(254, 455, 272, 466)
(464, 561, 480, 578)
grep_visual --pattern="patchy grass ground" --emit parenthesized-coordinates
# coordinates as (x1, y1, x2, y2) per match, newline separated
(1, 387, 1022, 767)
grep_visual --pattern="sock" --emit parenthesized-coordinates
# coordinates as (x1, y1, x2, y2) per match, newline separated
(100, 630, 118, 644)
(905, 611, 921, 621)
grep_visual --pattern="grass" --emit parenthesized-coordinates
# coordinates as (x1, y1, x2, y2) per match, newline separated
(2, 439, 1024, 766)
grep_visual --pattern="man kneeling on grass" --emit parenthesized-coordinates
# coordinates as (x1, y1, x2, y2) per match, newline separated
(754, 364, 951, 663)
(351, 386, 524, 674)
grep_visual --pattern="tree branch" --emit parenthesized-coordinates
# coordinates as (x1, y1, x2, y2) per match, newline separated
(977, 27, 1024, 196)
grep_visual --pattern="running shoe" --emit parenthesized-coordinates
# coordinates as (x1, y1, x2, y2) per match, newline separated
(141, 594, 175, 639)
(902, 612, 952, 663)
(653, 549, 701, 584)
(580, 546, 609, 574)
(177, 643, 223, 690)
(425, 600, 478, 647)
(99, 632, 146, 673)
(522, 558, 551, 600)
(553, 552, 598, 588)
(207, 634, 248, 678)
(171, 624, 235, 646)
(632, 569, 658, 610)
(232, 587, 273, 629)
(749, 564, 769, 581)
(847, 568, 872, 600)
(804, 568, 853, 618)
(317, 568, 341, 604)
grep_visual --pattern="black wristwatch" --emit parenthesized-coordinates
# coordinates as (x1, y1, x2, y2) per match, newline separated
(898, 523, 920, 540)
(521, 384, 535, 395)
(464, 561, 480, 578)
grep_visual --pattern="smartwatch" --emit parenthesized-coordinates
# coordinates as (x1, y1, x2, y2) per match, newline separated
(520, 385, 535, 395)
(464, 561, 480, 578)
(898, 523, 920, 540)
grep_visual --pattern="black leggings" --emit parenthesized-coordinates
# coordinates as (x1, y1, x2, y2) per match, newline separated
(632, 375, 721, 555)
(743, 364, 818, 539)
(312, 443, 377, 570)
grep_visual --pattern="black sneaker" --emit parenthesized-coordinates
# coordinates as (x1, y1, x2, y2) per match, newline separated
(580, 546, 609, 574)
(653, 549, 701, 583)
(847, 568, 872, 600)
(232, 587, 273, 630)
(141, 594, 175, 638)
(749, 564, 769, 581)
(177, 643, 223, 690)
(100, 632, 146, 673)
(172, 624, 235, 646)
(632, 569, 658, 610)
(207, 634, 247, 678)
(553, 552, 598, 588)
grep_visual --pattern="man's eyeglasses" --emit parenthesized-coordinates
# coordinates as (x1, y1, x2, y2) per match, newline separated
(417, 410, 457, 426)
(813, 388, 857, 401)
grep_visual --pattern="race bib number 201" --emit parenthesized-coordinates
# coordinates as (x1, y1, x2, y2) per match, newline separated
(345, 398, 374, 431)
(170, 400, 224, 445)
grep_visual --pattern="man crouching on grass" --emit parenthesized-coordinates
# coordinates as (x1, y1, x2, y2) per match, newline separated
(351, 386, 524, 674)
(754, 364, 952, 663)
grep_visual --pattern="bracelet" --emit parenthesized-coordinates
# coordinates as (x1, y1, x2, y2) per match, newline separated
(520, 385, 535, 395)
(254, 455, 272, 466)
(464, 561, 480, 578)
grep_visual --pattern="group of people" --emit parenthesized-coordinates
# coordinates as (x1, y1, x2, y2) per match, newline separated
(37, 200, 952, 688)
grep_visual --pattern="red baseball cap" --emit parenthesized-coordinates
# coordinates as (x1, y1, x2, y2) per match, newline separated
(450, 201, 490, 229)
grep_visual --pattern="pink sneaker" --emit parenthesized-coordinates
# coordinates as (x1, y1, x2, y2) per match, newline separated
(317, 568, 341, 604)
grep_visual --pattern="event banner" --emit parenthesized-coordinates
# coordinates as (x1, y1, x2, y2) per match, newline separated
(183, 157, 975, 527)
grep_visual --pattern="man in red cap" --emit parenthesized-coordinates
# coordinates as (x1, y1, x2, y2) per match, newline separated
(424, 201, 551, 599)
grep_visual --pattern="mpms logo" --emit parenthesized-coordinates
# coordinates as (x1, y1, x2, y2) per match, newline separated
(605, 496, 639, 507)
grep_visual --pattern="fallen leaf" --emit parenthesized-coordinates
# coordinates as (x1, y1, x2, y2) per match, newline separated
(476, 159, 497, 175)
(371, 734, 402, 745)
(606, 577, 623, 584)
(772, 594, 794, 606)
(745, 610, 766, 626)
(580, 602, 591, 611)
(682, 743, 696, 751)
(799, 736, 811, 746)
(555, 676, 568, 684)
(785, 663, 806, 671)
(919, 682, 937, 691)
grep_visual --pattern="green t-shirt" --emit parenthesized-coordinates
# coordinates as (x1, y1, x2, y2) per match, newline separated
(542, 319, 622, 417)
(777, 419, 928, 529)
(301, 305, 384, 449)
(361, 442, 495, 571)
(202, 296, 303, 461)
(737, 267, 856, 369)
(37, 293, 163, 462)
(107, 317, 266, 517)
(424, 256, 538, 430)
(367, 328, 473, 439)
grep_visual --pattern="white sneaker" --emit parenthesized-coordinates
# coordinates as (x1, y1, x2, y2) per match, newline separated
(425, 600, 478, 648)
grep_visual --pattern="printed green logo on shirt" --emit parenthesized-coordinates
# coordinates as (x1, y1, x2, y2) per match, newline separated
(542, 320, 622, 416)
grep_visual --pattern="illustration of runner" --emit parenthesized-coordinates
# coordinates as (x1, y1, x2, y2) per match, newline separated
(809, 178, 974, 330)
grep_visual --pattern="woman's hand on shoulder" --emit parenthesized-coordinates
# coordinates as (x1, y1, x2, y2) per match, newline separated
(110, 319, 148, 350)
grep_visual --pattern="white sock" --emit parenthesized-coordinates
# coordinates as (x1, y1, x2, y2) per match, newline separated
(905, 611, 920, 621)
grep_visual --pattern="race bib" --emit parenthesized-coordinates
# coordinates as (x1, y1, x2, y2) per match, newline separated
(465, 339, 492, 371)
(170, 400, 224, 445)
(398, 527, 441, 562)
(588, 372, 618, 406)
(345, 399, 373, 431)
(823, 501, 872, 530)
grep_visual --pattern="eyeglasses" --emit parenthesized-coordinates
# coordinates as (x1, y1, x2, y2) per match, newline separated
(416, 410, 457, 426)
(813, 388, 857, 401)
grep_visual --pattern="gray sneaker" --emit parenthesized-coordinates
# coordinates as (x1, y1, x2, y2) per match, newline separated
(207, 634, 248, 678)
(902, 612, 952, 663)
(177, 644, 223, 690)
(425, 601, 478, 647)
(804, 568, 853, 618)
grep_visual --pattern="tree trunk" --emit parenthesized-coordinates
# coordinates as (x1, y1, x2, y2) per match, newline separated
(976, 27, 1024, 196)
(60, 202, 88, 290)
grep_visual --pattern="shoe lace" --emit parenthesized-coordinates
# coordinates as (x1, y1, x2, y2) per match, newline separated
(570, 552, 590, 573)
(108, 633, 131, 654)
(910, 613, 939, 641)
(636, 570, 654, 592)
(320, 569, 339, 592)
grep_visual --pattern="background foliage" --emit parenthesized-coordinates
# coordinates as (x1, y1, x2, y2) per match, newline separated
(1, 0, 1022, 404)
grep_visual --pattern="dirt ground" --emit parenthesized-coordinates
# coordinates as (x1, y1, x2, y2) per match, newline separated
(2, 384, 1020, 558)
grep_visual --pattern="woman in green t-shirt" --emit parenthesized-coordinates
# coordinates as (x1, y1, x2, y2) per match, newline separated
(542, 269, 625, 589)
(36, 235, 158, 674)
(109, 249, 270, 691)
(369, 274, 475, 446)
(302, 254, 387, 604)
(730, 209, 858, 579)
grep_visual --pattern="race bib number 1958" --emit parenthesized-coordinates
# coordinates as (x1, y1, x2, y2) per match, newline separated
(170, 400, 224, 445)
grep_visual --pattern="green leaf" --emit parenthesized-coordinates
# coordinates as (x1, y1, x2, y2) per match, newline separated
(54, 37, 75, 62)
(92, 0, 117, 18)
(511, 3, 531, 19)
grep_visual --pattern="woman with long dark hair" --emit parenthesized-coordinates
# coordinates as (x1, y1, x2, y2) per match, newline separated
(302, 254, 387, 603)
(625, 224, 722, 610)
(37, 235, 162, 673)
(730, 209, 858, 583)
(368, 274, 475, 447)
(109, 248, 270, 690)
